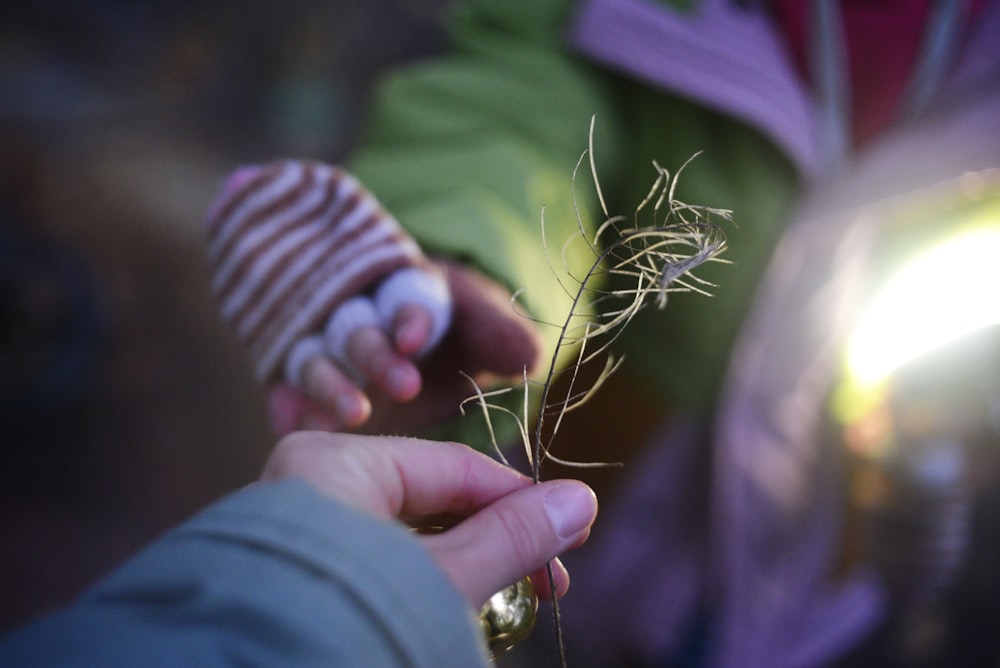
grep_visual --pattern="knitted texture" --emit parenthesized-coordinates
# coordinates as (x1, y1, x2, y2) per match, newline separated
(207, 160, 426, 381)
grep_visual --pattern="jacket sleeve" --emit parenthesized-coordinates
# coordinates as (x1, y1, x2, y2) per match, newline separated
(0, 480, 490, 668)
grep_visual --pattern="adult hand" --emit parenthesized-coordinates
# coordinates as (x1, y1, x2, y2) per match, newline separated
(268, 261, 541, 436)
(260, 432, 597, 607)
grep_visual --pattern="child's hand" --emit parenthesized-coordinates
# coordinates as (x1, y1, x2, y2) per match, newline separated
(206, 160, 540, 435)
(269, 260, 541, 435)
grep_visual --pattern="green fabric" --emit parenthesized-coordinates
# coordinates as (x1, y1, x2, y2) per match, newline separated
(348, 0, 800, 441)
(351, 0, 627, 328)
(610, 90, 799, 407)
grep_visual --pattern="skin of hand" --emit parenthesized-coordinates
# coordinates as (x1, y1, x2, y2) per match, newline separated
(268, 261, 542, 435)
(260, 431, 598, 607)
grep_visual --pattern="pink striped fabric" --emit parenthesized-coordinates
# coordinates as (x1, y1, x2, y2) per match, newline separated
(206, 159, 425, 381)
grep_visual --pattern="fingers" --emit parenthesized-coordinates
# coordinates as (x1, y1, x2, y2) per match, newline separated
(273, 349, 372, 434)
(391, 303, 435, 356)
(262, 432, 532, 519)
(268, 379, 353, 434)
(334, 267, 450, 396)
(276, 306, 434, 435)
(421, 480, 597, 607)
(344, 326, 422, 402)
(375, 267, 451, 356)
(261, 432, 598, 607)
(275, 265, 453, 433)
(274, 262, 545, 435)
(267, 382, 307, 436)
(529, 559, 571, 602)
(301, 357, 371, 427)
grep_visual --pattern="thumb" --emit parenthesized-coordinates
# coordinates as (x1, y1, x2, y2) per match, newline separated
(421, 480, 597, 607)
(443, 261, 541, 377)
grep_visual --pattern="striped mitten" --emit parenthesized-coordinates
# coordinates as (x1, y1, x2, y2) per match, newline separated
(206, 159, 451, 384)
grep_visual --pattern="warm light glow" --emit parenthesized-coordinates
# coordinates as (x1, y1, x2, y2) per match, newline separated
(847, 226, 1000, 386)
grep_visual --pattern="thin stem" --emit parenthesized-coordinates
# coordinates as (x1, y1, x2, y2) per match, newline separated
(461, 128, 731, 666)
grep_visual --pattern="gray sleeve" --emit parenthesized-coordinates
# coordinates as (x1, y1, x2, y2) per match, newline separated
(0, 479, 490, 668)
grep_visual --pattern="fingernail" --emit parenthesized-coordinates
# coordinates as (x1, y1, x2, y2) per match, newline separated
(336, 395, 359, 421)
(543, 482, 597, 541)
(387, 363, 420, 400)
(395, 319, 424, 354)
(336, 394, 370, 427)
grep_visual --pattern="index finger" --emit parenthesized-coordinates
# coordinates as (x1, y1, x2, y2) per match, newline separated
(345, 327, 422, 402)
(261, 432, 533, 520)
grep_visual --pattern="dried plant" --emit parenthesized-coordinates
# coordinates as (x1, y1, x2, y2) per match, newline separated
(462, 117, 731, 665)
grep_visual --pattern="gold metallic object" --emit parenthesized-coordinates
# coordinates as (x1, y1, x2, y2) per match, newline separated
(478, 577, 538, 659)
(413, 525, 538, 657)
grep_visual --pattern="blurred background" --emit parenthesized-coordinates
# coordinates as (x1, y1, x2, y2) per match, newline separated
(4, 3, 1000, 667)
(0, 0, 454, 631)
